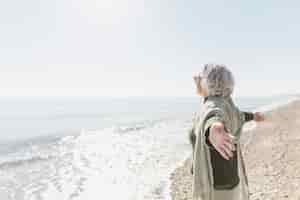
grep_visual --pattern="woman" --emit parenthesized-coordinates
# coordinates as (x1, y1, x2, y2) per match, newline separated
(190, 64, 264, 200)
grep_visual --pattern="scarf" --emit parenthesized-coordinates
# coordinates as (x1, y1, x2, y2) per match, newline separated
(192, 96, 250, 200)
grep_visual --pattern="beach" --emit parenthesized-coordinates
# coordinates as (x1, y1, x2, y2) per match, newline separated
(0, 96, 296, 200)
(169, 99, 300, 200)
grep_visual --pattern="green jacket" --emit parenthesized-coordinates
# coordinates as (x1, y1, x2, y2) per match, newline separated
(192, 96, 250, 200)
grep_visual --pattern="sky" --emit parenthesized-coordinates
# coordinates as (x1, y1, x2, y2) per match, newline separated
(0, 0, 300, 97)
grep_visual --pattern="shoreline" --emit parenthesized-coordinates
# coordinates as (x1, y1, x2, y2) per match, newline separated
(168, 98, 300, 200)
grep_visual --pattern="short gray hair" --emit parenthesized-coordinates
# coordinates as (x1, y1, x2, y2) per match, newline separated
(200, 64, 235, 97)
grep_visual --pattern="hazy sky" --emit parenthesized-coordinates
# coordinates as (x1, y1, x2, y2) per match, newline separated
(1, 0, 300, 97)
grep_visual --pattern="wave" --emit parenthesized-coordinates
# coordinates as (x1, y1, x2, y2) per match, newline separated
(115, 124, 149, 133)
(0, 154, 55, 170)
(114, 119, 168, 134)
(0, 133, 80, 170)
(0, 113, 108, 121)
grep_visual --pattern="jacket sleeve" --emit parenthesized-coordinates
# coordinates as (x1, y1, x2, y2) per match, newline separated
(242, 111, 254, 122)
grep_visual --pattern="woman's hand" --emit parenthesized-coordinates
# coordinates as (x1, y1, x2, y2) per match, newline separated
(254, 112, 265, 122)
(209, 122, 236, 160)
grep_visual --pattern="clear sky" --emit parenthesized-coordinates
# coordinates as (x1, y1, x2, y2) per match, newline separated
(0, 0, 300, 97)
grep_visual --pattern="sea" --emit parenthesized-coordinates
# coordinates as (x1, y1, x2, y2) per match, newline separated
(0, 95, 297, 200)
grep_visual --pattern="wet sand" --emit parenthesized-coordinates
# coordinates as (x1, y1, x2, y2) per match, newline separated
(170, 99, 300, 200)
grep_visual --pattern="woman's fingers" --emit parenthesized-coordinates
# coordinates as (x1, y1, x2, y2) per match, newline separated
(216, 146, 230, 160)
(226, 133, 236, 143)
(216, 143, 234, 160)
(220, 144, 234, 158)
(223, 140, 236, 152)
(221, 132, 236, 159)
(218, 132, 235, 160)
(223, 134, 234, 145)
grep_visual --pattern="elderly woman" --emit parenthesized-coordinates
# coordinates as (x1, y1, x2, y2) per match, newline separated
(189, 64, 264, 200)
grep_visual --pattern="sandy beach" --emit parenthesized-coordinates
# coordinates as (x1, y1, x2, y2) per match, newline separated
(170, 99, 300, 200)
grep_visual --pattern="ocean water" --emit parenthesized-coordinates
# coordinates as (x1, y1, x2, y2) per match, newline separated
(0, 95, 297, 200)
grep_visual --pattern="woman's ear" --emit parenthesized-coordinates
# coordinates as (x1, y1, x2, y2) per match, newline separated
(193, 76, 198, 84)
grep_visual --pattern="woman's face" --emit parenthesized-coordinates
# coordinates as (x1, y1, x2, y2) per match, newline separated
(193, 75, 208, 97)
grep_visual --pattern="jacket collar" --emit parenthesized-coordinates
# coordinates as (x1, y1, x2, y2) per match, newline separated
(203, 95, 232, 103)
(203, 96, 209, 103)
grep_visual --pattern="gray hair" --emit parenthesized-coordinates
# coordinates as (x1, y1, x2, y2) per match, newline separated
(200, 64, 235, 97)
